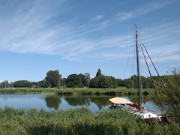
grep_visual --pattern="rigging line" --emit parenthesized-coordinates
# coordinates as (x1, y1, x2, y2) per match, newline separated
(140, 44, 158, 94)
(123, 26, 137, 80)
(142, 44, 166, 88)
(122, 44, 134, 79)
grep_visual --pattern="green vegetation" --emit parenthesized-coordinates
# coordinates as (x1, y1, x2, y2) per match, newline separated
(0, 107, 179, 135)
(153, 68, 180, 119)
(45, 70, 61, 88)
(66, 74, 85, 88)
(1, 68, 178, 90)
(0, 87, 155, 96)
(90, 75, 117, 88)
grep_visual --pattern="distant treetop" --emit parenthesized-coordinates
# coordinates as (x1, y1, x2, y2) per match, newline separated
(96, 68, 102, 77)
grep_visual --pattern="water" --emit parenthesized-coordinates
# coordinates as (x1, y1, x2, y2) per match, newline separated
(0, 94, 161, 113)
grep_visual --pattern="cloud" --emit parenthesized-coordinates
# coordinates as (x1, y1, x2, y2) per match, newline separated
(92, 15, 104, 21)
(144, 55, 180, 63)
(116, 12, 132, 21)
(0, 0, 68, 55)
(116, 1, 172, 21)
(0, 0, 179, 64)
(101, 21, 110, 27)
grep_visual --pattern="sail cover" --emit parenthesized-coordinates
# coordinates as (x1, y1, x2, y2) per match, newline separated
(109, 97, 133, 104)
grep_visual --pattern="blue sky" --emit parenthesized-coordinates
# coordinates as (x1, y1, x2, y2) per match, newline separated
(0, 0, 180, 82)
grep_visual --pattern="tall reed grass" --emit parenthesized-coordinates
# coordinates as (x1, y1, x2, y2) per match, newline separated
(0, 107, 179, 135)
(0, 87, 155, 96)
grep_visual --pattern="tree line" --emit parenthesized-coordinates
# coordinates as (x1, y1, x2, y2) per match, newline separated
(0, 68, 178, 89)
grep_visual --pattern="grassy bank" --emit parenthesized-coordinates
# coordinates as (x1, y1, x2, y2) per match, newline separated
(0, 107, 179, 135)
(0, 87, 155, 96)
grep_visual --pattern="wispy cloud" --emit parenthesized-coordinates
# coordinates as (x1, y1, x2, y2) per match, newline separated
(116, 12, 132, 21)
(101, 21, 110, 28)
(116, 1, 172, 21)
(92, 15, 104, 21)
(151, 55, 180, 62)
(0, 0, 179, 65)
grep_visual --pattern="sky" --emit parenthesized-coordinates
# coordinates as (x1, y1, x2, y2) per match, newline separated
(0, 0, 180, 82)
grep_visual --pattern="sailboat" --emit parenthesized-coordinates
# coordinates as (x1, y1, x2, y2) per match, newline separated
(109, 25, 164, 121)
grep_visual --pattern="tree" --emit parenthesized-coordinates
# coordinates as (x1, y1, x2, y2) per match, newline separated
(61, 78, 67, 87)
(45, 70, 61, 88)
(96, 68, 102, 77)
(66, 74, 84, 88)
(13, 80, 32, 87)
(84, 73, 90, 86)
(89, 75, 117, 88)
(98, 76, 110, 88)
(0, 80, 9, 88)
(153, 68, 180, 117)
(89, 77, 99, 88)
(38, 80, 48, 88)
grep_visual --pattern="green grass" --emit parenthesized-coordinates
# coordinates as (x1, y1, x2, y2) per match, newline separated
(0, 87, 155, 96)
(0, 107, 179, 135)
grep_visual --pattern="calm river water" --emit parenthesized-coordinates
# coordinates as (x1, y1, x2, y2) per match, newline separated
(0, 94, 161, 113)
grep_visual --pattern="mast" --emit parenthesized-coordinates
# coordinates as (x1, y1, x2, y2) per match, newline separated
(135, 25, 141, 106)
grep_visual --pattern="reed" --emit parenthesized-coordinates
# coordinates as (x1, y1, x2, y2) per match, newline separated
(0, 87, 154, 96)
(0, 107, 179, 135)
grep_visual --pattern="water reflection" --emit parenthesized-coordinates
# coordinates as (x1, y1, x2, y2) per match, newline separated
(90, 96, 112, 110)
(45, 96, 61, 110)
(0, 94, 162, 112)
(64, 96, 90, 106)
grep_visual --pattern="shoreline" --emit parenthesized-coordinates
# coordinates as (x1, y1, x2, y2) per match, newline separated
(0, 87, 154, 96)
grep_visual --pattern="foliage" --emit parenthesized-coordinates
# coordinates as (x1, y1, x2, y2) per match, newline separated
(0, 80, 9, 88)
(90, 75, 117, 88)
(45, 70, 61, 88)
(66, 74, 84, 88)
(13, 80, 32, 88)
(38, 80, 48, 88)
(61, 78, 67, 87)
(84, 73, 90, 86)
(0, 107, 179, 135)
(153, 68, 180, 117)
(96, 68, 102, 77)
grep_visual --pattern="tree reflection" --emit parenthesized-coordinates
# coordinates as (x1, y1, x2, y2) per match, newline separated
(90, 96, 112, 110)
(126, 95, 153, 104)
(64, 96, 90, 106)
(45, 95, 61, 110)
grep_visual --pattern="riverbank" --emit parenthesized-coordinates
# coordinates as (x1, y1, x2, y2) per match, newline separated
(0, 107, 179, 135)
(0, 87, 155, 96)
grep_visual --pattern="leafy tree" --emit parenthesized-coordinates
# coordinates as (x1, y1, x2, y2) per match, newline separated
(38, 80, 48, 88)
(123, 79, 132, 89)
(122, 75, 153, 89)
(84, 73, 90, 86)
(154, 68, 180, 117)
(0, 80, 9, 88)
(89, 77, 99, 88)
(45, 70, 61, 88)
(96, 68, 102, 77)
(116, 79, 124, 87)
(13, 80, 32, 87)
(90, 75, 117, 88)
(66, 74, 84, 88)
(61, 78, 67, 87)
(98, 76, 110, 88)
